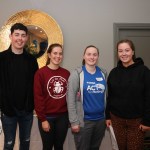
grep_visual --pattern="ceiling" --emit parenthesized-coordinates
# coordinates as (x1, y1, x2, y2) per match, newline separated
(27, 25, 48, 40)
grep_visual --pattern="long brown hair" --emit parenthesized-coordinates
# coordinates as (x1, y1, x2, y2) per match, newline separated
(46, 43, 63, 65)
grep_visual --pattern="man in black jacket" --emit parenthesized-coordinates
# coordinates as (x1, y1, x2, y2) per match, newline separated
(0, 23, 38, 150)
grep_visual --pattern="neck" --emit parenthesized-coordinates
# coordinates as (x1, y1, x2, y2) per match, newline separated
(122, 61, 134, 67)
(85, 64, 96, 74)
(47, 63, 60, 70)
(11, 46, 23, 54)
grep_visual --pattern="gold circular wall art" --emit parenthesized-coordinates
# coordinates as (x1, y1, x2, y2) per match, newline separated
(0, 9, 63, 68)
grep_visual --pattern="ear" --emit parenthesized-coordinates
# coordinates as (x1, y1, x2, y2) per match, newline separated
(9, 34, 12, 40)
(132, 50, 134, 56)
(47, 53, 51, 59)
(83, 55, 85, 60)
(24, 34, 29, 42)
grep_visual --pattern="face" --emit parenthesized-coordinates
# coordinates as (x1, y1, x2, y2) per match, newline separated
(118, 42, 134, 66)
(9, 29, 28, 51)
(48, 46, 63, 66)
(83, 47, 99, 66)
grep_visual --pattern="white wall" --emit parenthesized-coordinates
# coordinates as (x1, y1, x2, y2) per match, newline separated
(0, 0, 150, 72)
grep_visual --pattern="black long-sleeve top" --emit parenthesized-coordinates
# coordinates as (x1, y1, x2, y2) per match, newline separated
(0, 46, 38, 116)
(105, 58, 150, 126)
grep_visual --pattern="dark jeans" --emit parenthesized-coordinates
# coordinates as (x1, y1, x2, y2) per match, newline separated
(1, 111, 33, 150)
(74, 119, 106, 150)
(38, 113, 69, 150)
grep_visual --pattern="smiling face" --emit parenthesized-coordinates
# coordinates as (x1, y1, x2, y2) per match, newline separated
(117, 42, 134, 67)
(10, 29, 28, 53)
(83, 46, 99, 67)
(48, 46, 63, 67)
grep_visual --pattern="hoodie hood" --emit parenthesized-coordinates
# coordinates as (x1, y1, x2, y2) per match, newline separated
(117, 57, 144, 69)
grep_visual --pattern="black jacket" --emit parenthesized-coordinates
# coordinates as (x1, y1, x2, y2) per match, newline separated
(0, 47, 38, 116)
(106, 58, 150, 126)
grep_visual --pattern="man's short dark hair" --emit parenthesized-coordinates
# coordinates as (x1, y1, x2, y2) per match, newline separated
(10, 23, 28, 34)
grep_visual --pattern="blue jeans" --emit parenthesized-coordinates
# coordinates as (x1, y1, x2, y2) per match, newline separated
(1, 111, 33, 150)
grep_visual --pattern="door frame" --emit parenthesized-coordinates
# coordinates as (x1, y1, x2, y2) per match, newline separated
(113, 23, 150, 65)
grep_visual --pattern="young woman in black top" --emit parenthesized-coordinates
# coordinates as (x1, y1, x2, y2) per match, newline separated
(106, 39, 150, 150)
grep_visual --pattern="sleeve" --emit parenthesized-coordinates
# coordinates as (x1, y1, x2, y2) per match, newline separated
(0, 53, 2, 111)
(33, 57, 39, 73)
(105, 73, 112, 120)
(101, 68, 108, 107)
(142, 68, 150, 126)
(0, 69, 1, 111)
(34, 70, 46, 122)
(66, 69, 80, 126)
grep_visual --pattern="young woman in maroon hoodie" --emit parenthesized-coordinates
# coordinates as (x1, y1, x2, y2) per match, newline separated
(34, 43, 70, 150)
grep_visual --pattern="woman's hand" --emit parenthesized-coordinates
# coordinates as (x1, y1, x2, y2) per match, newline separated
(71, 125, 80, 133)
(106, 119, 112, 127)
(139, 124, 150, 132)
(42, 120, 50, 132)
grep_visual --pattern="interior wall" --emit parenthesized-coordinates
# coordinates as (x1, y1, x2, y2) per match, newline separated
(0, 0, 150, 73)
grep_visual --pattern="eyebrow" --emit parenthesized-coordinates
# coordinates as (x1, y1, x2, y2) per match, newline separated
(14, 32, 27, 35)
(118, 48, 131, 50)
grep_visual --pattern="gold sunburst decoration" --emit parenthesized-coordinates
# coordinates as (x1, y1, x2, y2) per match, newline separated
(0, 9, 63, 68)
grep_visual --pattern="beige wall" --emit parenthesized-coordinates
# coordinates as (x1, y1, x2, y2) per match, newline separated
(0, 0, 150, 73)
